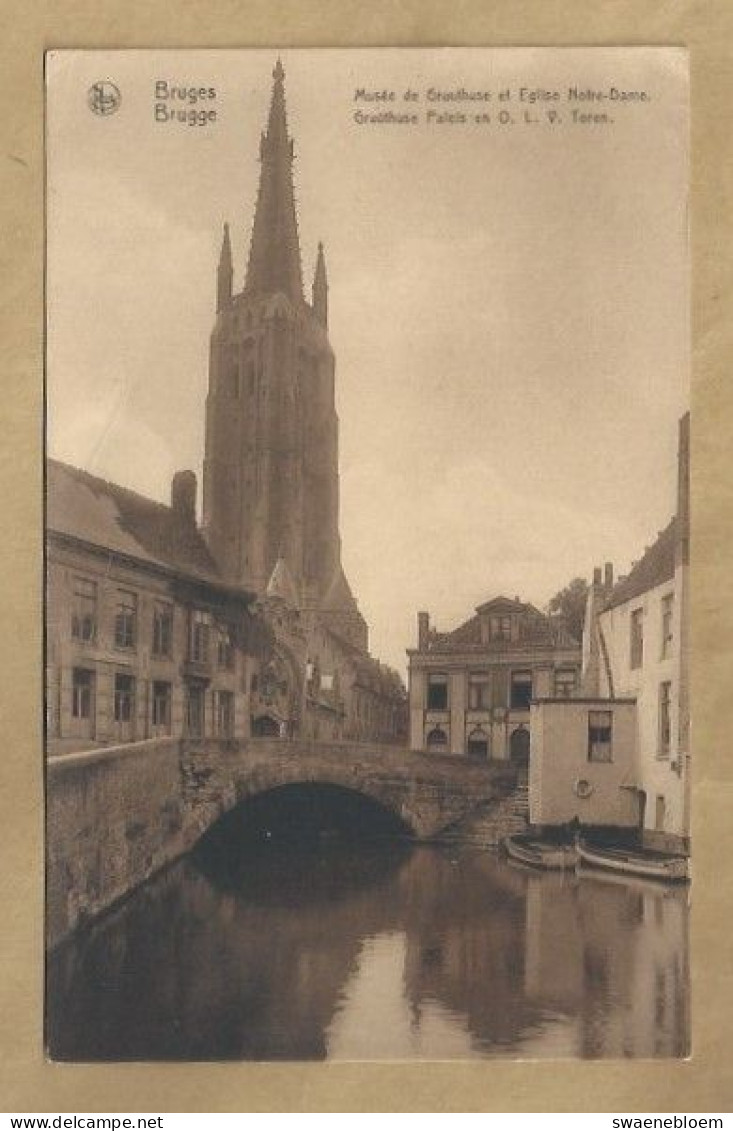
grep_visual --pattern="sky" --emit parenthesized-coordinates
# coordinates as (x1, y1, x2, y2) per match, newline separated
(46, 48, 689, 674)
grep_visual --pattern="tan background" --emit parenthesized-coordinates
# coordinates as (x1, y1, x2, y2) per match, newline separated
(1, 0, 731, 1112)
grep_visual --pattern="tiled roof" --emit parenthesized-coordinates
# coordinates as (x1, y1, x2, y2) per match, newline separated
(46, 459, 223, 586)
(604, 518, 677, 610)
(430, 597, 579, 650)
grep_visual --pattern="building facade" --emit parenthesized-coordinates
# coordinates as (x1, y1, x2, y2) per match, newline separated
(408, 596, 582, 760)
(46, 461, 265, 756)
(529, 414, 690, 853)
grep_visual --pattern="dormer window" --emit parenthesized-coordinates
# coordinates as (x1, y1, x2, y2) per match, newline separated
(490, 615, 512, 641)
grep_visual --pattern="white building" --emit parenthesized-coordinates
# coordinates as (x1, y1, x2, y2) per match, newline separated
(530, 414, 690, 854)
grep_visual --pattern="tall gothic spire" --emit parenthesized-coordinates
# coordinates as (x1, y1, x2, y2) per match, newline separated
(217, 222, 233, 311)
(312, 241, 328, 326)
(244, 60, 304, 302)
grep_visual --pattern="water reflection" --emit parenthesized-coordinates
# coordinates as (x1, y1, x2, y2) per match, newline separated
(47, 839, 689, 1061)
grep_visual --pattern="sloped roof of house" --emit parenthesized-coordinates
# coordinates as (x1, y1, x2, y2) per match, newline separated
(431, 596, 579, 651)
(46, 458, 225, 588)
(604, 518, 677, 611)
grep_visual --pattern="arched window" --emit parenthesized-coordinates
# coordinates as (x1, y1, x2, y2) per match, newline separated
(510, 726, 530, 765)
(467, 727, 489, 761)
(426, 727, 448, 751)
(252, 714, 279, 738)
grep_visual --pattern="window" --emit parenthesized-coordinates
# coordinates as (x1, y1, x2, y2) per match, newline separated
(490, 615, 512, 641)
(152, 602, 173, 658)
(554, 668, 577, 699)
(186, 685, 205, 738)
(468, 672, 491, 710)
(321, 672, 335, 692)
(510, 670, 533, 711)
(426, 727, 448, 751)
(114, 673, 135, 722)
(72, 668, 94, 718)
(467, 727, 489, 759)
(114, 590, 137, 649)
(190, 610, 210, 664)
(215, 690, 234, 738)
(427, 673, 449, 710)
(217, 624, 235, 669)
(661, 594, 674, 659)
(630, 608, 644, 669)
(71, 576, 97, 642)
(659, 681, 672, 755)
(152, 680, 171, 731)
(588, 710, 613, 762)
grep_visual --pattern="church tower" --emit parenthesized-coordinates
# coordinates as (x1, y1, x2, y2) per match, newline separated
(203, 61, 363, 645)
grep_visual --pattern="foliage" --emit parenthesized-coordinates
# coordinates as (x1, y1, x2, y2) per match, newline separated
(547, 577, 589, 641)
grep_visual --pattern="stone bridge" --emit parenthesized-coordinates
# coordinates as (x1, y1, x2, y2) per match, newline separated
(46, 736, 519, 947)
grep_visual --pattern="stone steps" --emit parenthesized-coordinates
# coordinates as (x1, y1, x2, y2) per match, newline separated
(441, 784, 529, 848)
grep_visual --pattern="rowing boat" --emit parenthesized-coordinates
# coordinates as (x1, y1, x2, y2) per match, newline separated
(503, 834, 578, 871)
(577, 837, 689, 883)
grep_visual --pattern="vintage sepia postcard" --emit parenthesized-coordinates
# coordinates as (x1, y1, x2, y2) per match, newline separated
(45, 47, 690, 1062)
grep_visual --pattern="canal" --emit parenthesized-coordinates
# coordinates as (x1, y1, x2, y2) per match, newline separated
(47, 785, 690, 1060)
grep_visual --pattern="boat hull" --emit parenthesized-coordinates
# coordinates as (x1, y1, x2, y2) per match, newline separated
(577, 839, 689, 883)
(503, 835, 578, 871)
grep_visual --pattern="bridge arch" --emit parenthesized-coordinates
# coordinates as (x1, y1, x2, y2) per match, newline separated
(226, 760, 420, 836)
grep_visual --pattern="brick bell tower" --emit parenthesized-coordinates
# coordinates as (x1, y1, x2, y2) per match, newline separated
(203, 61, 366, 650)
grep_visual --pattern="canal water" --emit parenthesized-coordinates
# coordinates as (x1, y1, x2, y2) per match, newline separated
(47, 787, 690, 1061)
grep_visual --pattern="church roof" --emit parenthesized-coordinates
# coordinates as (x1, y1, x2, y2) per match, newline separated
(46, 459, 227, 589)
(322, 564, 360, 613)
(604, 518, 677, 611)
(266, 556, 300, 607)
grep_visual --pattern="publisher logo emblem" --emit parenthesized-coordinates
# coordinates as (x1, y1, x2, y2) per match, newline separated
(88, 81, 121, 116)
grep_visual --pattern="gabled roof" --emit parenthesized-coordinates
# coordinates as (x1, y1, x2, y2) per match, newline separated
(431, 596, 579, 650)
(46, 459, 224, 586)
(604, 518, 677, 611)
(322, 564, 360, 613)
(266, 556, 300, 607)
(475, 595, 524, 614)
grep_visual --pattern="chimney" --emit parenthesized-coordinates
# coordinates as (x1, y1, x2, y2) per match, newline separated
(593, 566, 602, 587)
(171, 470, 197, 525)
(604, 562, 614, 590)
(418, 611, 430, 650)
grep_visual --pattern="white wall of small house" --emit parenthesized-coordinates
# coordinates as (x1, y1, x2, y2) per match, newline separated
(529, 700, 639, 828)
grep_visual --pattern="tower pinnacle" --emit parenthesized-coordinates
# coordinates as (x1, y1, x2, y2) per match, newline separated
(313, 241, 328, 326)
(244, 61, 303, 302)
(217, 221, 233, 311)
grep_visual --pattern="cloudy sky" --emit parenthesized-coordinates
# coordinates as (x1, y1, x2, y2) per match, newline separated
(47, 48, 689, 674)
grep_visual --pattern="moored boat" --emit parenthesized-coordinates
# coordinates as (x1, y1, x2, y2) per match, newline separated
(502, 834, 578, 871)
(577, 837, 689, 883)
